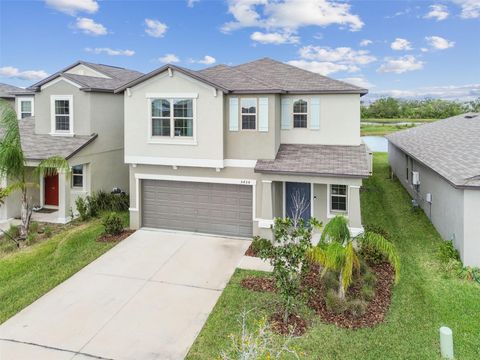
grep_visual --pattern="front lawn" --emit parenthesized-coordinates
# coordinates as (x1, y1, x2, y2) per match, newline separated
(361, 123, 417, 136)
(0, 212, 128, 324)
(361, 118, 437, 124)
(187, 154, 480, 359)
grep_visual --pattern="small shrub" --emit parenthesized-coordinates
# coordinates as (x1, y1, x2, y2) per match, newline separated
(29, 221, 40, 234)
(347, 299, 368, 318)
(43, 225, 53, 238)
(251, 237, 273, 256)
(360, 284, 375, 301)
(26, 232, 38, 245)
(75, 197, 90, 221)
(325, 289, 347, 314)
(89, 190, 129, 212)
(7, 224, 20, 239)
(438, 240, 460, 263)
(102, 212, 124, 235)
(87, 195, 99, 218)
(322, 270, 339, 292)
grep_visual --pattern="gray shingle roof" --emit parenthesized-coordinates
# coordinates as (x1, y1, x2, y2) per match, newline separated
(0, 83, 24, 99)
(16, 119, 97, 161)
(255, 144, 371, 178)
(116, 58, 367, 95)
(28, 61, 143, 92)
(386, 113, 480, 188)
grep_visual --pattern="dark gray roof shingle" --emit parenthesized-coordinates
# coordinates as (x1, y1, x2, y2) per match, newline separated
(15, 119, 97, 160)
(0, 83, 24, 99)
(255, 144, 371, 178)
(28, 61, 143, 92)
(386, 113, 480, 188)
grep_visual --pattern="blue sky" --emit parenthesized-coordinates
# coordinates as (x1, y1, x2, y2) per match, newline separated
(0, 0, 479, 100)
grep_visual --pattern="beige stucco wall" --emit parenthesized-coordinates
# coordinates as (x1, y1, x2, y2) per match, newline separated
(33, 79, 92, 135)
(280, 94, 361, 146)
(224, 94, 279, 160)
(124, 71, 224, 163)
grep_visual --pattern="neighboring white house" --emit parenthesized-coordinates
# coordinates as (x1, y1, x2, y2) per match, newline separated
(387, 113, 480, 266)
(0, 61, 143, 224)
(116, 58, 372, 239)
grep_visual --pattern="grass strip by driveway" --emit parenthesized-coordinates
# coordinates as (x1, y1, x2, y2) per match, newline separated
(0, 214, 127, 324)
(187, 154, 480, 360)
(361, 118, 437, 124)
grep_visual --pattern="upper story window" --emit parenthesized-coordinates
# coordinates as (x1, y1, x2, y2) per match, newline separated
(151, 98, 194, 138)
(50, 95, 73, 136)
(17, 97, 34, 119)
(293, 99, 307, 128)
(241, 98, 257, 130)
(330, 184, 348, 213)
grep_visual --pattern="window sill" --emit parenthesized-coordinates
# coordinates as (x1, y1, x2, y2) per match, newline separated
(148, 137, 197, 146)
(50, 132, 75, 137)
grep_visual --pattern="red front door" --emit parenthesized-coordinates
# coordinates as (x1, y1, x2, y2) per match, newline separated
(44, 174, 59, 206)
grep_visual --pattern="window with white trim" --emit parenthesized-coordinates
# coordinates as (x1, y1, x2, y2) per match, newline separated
(241, 98, 257, 130)
(330, 184, 348, 212)
(293, 99, 307, 128)
(151, 98, 193, 138)
(51, 95, 73, 134)
(19, 99, 33, 119)
(72, 165, 84, 188)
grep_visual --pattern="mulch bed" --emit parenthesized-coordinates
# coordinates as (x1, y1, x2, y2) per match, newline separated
(270, 312, 308, 336)
(245, 243, 259, 257)
(240, 276, 276, 292)
(303, 262, 395, 329)
(97, 230, 134, 243)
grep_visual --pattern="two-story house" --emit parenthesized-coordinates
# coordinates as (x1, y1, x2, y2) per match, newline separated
(0, 61, 142, 224)
(116, 58, 371, 238)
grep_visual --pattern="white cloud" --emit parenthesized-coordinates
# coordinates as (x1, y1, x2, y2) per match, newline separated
(145, 19, 167, 38)
(286, 60, 359, 75)
(0, 66, 49, 81)
(74, 17, 107, 36)
(359, 39, 372, 46)
(299, 45, 376, 65)
(390, 38, 413, 51)
(45, 0, 98, 15)
(371, 83, 480, 101)
(341, 77, 374, 88)
(453, 0, 480, 19)
(250, 31, 299, 44)
(222, 0, 363, 33)
(158, 53, 180, 63)
(377, 55, 424, 74)
(85, 47, 135, 56)
(424, 4, 449, 20)
(187, 0, 199, 7)
(196, 55, 216, 65)
(425, 35, 455, 50)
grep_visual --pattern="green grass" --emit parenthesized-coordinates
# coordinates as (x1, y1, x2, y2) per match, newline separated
(0, 212, 128, 323)
(361, 118, 437, 124)
(361, 123, 417, 136)
(187, 154, 480, 360)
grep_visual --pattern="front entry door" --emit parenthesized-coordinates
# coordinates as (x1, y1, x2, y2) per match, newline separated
(285, 182, 311, 223)
(44, 174, 59, 206)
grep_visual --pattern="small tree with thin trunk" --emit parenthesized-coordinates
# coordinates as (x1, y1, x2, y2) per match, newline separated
(289, 189, 310, 228)
(0, 100, 70, 241)
(308, 215, 400, 300)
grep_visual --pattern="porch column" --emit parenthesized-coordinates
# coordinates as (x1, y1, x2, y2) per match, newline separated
(349, 185, 362, 229)
(259, 180, 273, 228)
(58, 170, 71, 223)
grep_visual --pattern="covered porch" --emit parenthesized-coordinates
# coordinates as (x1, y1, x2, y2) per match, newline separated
(254, 143, 372, 237)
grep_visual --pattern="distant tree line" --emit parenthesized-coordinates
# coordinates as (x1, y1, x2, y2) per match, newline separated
(361, 97, 480, 119)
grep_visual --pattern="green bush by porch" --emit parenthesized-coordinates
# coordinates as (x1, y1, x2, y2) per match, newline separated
(186, 153, 480, 359)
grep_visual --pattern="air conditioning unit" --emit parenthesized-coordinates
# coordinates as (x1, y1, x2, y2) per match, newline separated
(412, 171, 420, 185)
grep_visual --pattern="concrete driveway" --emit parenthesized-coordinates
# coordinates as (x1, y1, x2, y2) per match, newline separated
(0, 230, 250, 360)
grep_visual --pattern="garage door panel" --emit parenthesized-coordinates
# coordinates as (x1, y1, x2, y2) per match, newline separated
(141, 180, 253, 237)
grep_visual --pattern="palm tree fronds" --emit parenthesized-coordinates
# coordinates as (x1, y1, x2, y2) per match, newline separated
(361, 231, 401, 282)
(0, 101, 25, 178)
(35, 156, 71, 178)
(320, 215, 351, 245)
(341, 242, 360, 290)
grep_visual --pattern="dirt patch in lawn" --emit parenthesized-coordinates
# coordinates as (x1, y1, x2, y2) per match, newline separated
(270, 312, 308, 336)
(241, 276, 276, 292)
(97, 230, 134, 243)
(304, 262, 395, 329)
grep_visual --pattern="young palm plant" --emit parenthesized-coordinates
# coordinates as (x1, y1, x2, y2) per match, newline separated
(308, 215, 400, 299)
(0, 100, 70, 241)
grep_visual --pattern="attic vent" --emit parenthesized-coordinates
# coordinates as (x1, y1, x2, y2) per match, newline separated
(465, 114, 478, 119)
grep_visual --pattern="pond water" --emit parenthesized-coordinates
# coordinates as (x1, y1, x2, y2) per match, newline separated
(362, 136, 388, 152)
